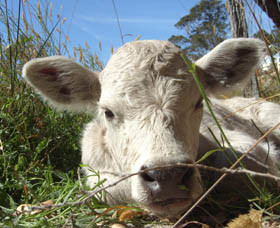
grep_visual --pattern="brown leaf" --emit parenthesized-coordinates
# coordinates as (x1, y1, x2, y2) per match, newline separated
(13, 200, 54, 216)
(119, 210, 135, 222)
(40, 200, 54, 207)
(225, 209, 263, 228)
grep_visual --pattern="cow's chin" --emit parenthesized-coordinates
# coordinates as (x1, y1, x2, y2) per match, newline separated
(145, 198, 192, 218)
(130, 168, 203, 218)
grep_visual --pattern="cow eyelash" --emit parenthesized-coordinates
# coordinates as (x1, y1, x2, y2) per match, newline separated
(104, 109, 115, 119)
(194, 97, 203, 110)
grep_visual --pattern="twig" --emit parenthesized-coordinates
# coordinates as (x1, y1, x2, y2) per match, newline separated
(250, 119, 270, 165)
(26, 171, 141, 212)
(171, 122, 280, 228)
(112, 0, 124, 45)
(184, 164, 280, 181)
(97, 163, 280, 183)
(20, 136, 280, 215)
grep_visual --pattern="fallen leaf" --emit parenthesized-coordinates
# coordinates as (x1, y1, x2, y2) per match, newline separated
(13, 200, 54, 216)
(225, 209, 263, 228)
(40, 200, 54, 207)
(119, 210, 143, 221)
(14, 204, 33, 216)
(111, 224, 126, 228)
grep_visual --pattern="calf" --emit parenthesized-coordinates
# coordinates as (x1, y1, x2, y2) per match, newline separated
(23, 38, 280, 218)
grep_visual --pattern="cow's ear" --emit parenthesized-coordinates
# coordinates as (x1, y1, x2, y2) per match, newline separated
(23, 56, 101, 111)
(195, 38, 266, 94)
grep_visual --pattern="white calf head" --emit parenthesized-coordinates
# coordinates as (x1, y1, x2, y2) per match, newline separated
(23, 38, 266, 217)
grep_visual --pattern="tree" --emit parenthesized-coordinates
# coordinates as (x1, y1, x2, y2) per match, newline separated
(169, 0, 229, 60)
(226, 0, 260, 98)
(253, 0, 280, 28)
(226, 0, 248, 38)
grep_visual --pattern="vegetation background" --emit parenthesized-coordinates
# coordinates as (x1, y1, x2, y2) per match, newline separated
(0, 0, 279, 227)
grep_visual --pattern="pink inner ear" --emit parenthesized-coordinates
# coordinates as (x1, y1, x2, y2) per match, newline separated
(39, 68, 58, 77)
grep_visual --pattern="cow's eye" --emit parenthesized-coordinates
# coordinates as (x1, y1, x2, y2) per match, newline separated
(104, 109, 115, 119)
(195, 97, 203, 110)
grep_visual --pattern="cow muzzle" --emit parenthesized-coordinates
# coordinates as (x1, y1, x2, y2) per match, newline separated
(135, 162, 202, 217)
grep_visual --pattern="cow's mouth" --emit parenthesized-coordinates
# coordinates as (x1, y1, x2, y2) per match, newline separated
(148, 198, 190, 210)
(146, 198, 190, 217)
(153, 198, 188, 207)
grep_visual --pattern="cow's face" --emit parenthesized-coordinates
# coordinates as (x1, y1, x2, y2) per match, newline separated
(94, 41, 204, 216)
(23, 39, 266, 217)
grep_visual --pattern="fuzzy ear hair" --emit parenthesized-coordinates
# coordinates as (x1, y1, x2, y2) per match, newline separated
(195, 38, 267, 94)
(22, 56, 101, 111)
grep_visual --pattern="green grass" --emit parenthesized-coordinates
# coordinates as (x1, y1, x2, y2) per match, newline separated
(0, 1, 114, 227)
(0, 0, 280, 227)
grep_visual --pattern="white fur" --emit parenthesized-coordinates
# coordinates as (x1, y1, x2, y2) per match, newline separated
(200, 97, 280, 174)
(22, 38, 280, 218)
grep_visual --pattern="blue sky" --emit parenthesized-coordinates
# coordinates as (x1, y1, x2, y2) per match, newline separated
(51, 0, 199, 61)
(5, 0, 275, 63)
(53, 0, 274, 62)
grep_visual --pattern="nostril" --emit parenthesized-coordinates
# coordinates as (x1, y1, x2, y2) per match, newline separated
(141, 172, 155, 182)
(140, 165, 194, 184)
(140, 166, 155, 182)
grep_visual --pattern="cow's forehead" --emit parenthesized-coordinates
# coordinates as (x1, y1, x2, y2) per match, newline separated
(100, 41, 198, 114)
(99, 40, 198, 105)
(99, 75, 200, 124)
(100, 40, 189, 83)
